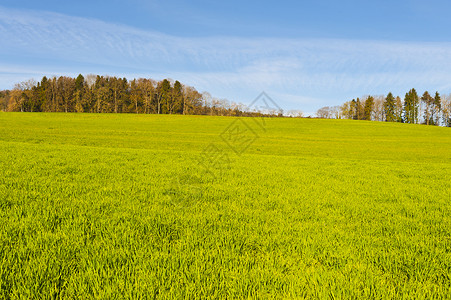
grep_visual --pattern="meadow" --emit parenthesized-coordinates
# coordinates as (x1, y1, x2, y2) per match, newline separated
(0, 112, 450, 298)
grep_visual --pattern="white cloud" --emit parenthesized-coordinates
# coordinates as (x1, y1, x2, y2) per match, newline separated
(1, 6, 451, 112)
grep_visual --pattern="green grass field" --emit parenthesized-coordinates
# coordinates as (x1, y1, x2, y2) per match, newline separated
(0, 112, 450, 298)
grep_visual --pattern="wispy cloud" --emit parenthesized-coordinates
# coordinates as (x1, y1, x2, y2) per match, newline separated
(1, 6, 451, 113)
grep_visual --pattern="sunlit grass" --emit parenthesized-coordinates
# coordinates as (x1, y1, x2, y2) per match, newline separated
(0, 112, 450, 298)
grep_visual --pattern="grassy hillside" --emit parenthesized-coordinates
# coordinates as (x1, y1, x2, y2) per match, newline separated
(0, 112, 450, 298)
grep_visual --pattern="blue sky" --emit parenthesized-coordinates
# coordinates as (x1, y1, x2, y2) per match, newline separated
(1, 0, 451, 114)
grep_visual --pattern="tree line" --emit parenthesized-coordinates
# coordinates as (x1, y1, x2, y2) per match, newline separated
(0, 75, 286, 117)
(2, 77, 449, 126)
(316, 89, 451, 127)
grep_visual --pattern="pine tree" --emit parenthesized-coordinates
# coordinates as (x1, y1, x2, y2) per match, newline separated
(75, 74, 84, 91)
(74, 74, 85, 113)
(351, 98, 364, 120)
(158, 79, 172, 114)
(403, 88, 419, 124)
(432, 92, 441, 125)
(363, 96, 374, 121)
(172, 80, 184, 114)
(384, 92, 396, 122)
(421, 91, 433, 125)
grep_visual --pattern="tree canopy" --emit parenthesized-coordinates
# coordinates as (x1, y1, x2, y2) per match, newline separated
(0, 75, 285, 118)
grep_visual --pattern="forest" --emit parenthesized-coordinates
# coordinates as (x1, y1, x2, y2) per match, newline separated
(316, 90, 451, 126)
(0, 74, 284, 117)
